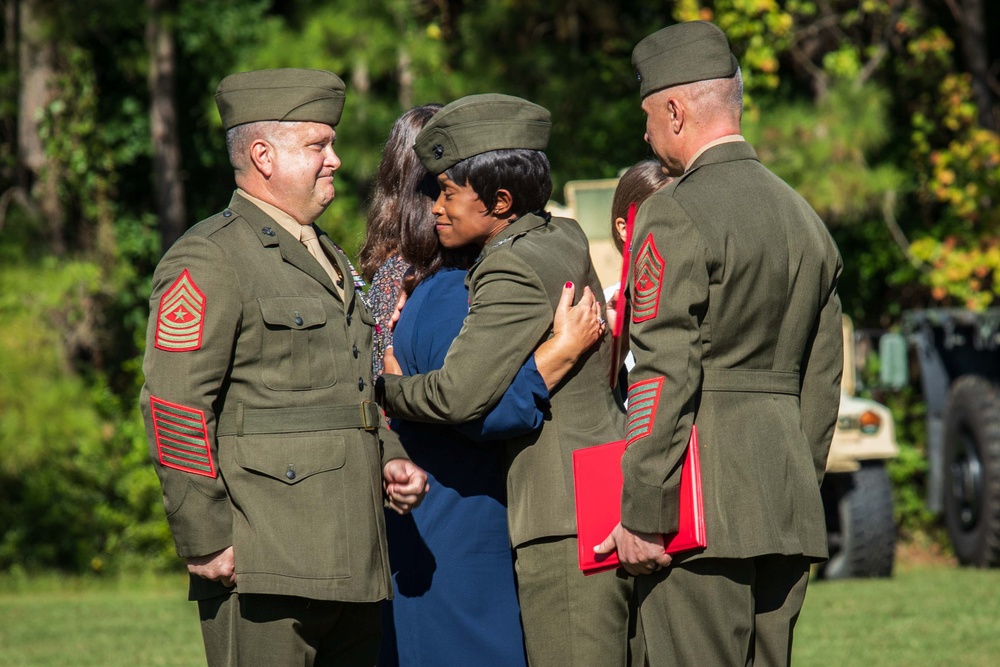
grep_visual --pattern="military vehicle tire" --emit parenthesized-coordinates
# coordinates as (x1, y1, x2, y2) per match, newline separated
(819, 462, 896, 579)
(943, 375, 1000, 567)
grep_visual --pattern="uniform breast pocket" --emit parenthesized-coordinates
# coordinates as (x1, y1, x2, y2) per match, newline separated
(258, 296, 338, 390)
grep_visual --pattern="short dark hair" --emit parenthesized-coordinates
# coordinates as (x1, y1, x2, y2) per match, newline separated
(446, 149, 552, 218)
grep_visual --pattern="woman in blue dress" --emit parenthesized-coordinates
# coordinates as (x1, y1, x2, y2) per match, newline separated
(370, 107, 604, 667)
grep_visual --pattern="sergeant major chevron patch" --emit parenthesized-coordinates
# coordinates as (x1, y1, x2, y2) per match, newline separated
(155, 269, 205, 352)
(632, 234, 663, 323)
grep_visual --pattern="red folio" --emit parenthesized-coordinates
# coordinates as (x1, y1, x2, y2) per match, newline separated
(572, 426, 706, 574)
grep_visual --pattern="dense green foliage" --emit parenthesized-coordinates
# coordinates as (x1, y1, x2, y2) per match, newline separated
(0, 1, 997, 572)
(0, 260, 175, 573)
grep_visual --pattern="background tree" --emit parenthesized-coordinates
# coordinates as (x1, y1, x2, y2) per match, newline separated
(14, 0, 63, 253)
(147, 0, 186, 253)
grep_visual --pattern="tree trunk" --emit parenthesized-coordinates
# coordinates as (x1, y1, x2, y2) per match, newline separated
(0, 0, 17, 179)
(397, 48, 413, 110)
(147, 0, 186, 256)
(952, 0, 998, 131)
(2, 0, 19, 187)
(17, 0, 66, 255)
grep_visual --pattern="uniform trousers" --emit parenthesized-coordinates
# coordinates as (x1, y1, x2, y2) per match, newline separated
(633, 554, 810, 667)
(198, 591, 381, 667)
(514, 536, 634, 666)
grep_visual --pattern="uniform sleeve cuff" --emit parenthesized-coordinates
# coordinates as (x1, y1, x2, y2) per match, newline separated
(170, 497, 233, 559)
(621, 477, 680, 535)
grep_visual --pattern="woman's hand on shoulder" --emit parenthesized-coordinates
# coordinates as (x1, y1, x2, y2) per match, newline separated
(552, 281, 605, 357)
(533, 281, 606, 391)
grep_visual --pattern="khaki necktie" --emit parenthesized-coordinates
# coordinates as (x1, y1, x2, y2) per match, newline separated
(300, 224, 343, 294)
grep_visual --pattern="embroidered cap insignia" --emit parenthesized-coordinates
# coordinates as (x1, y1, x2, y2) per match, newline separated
(625, 376, 665, 445)
(155, 269, 206, 352)
(149, 396, 216, 477)
(632, 233, 664, 323)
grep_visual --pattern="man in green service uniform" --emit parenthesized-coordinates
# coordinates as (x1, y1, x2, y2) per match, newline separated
(596, 21, 844, 666)
(140, 68, 428, 666)
(377, 94, 633, 666)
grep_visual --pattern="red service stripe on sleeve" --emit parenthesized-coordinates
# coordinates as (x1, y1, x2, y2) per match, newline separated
(155, 269, 206, 352)
(625, 377, 665, 445)
(150, 396, 217, 478)
(631, 234, 664, 323)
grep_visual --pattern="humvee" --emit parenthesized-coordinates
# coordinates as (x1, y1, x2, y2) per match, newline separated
(880, 308, 1000, 567)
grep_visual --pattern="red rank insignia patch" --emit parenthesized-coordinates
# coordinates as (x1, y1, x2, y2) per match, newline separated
(632, 234, 664, 323)
(626, 376, 665, 446)
(149, 396, 216, 477)
(155, 269, 205, 352)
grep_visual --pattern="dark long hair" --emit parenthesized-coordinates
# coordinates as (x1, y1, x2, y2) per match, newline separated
(358, 104, 443, 283)
(610, 160, 673, 253)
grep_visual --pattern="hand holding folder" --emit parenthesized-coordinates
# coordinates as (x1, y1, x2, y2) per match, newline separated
(573, 426, 706, 574)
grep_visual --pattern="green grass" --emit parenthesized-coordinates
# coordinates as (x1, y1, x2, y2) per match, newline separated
(794, 565, 1000, 666)
(0, 573, 204, 667)
(1, 564, 998, 666)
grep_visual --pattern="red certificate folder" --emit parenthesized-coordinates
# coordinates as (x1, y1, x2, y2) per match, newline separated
(573, 426, 706, 574)
(609, 203, 637, 388)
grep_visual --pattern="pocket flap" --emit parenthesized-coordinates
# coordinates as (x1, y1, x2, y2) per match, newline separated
(357, 301, 377, 326)
(258, 297, 327, 329)
(234, 434, 346, 485)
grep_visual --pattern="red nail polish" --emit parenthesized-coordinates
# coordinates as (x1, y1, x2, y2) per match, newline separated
(565, 281, 573, 288)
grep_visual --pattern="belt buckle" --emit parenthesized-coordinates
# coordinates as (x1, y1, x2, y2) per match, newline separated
(360, 400, 378, 431)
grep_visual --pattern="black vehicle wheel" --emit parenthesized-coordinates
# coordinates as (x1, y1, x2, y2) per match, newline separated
(943, 375, 1000, 567)
(818, 462, 896, 579)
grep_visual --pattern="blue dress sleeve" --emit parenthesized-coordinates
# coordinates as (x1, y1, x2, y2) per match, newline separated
(455, 355, 550, 441)
(396, 268, 549, 442)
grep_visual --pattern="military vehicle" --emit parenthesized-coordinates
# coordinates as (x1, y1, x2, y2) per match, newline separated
(821, 316, 898, 578)
(553, 178, 900, 579)
(880, 308, 1000, 567)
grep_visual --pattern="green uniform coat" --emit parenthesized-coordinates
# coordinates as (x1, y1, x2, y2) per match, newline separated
(381, 212, 626, 546)
(622, 141, 843, 561)
(140, 191, 406, 602)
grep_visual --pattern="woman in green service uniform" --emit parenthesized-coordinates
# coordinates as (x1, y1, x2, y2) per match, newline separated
(378, 94, 633, 666)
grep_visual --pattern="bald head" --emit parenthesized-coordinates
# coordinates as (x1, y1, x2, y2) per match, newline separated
(649, 68, 744, 133)
(641, 69, 744, 175)
(675, 70, 744, 125)
(226, 119, 340, 224)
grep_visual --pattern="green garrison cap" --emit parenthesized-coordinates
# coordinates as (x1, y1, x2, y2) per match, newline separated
(413, 93, 551, 173)
(632, 21, 739, 98)
(215, 68, 346, 130)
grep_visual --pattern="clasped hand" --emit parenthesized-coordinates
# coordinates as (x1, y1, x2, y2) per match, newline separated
(595, 522, 673, 576)
(383, 458, 430, 515)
